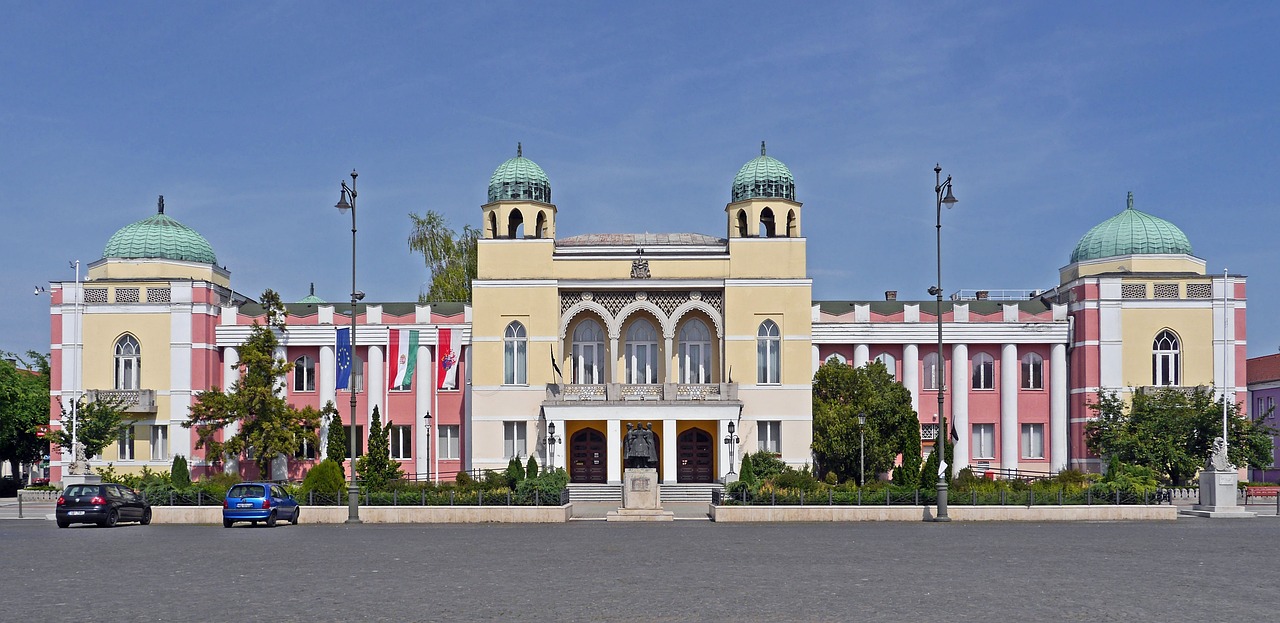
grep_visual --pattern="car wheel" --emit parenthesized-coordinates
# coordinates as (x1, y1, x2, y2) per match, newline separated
(291, 507, 300, 525)
(223, 519, 234, 528)
(101, 508, 119, 528)
(57, 519, 70, 529)
(140, 508, 152, 526)
(266, 511, 277, 528)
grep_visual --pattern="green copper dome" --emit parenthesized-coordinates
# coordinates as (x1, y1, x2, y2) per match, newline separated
(1070, 193, 1192, 263)
(298, 283, 325, 304)
(731, 142, 795, 202)
(103, 196, 218, 265)
(487, 143, 551, 203)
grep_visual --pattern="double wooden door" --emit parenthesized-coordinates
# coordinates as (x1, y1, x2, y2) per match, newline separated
(570, 428, 607, 483)
(677, 428, 713, 483)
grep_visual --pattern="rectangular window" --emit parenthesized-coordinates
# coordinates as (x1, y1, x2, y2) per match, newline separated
(439, 425, 460, 460)
(296, 430, 317, 459)
(504, 421, 527, 459)
(1021, 423, 1044, 459)
(150, 425, 168, 461)
(352, 355, 365, 394)
(345, 425, 365, 458)
(390, 425, 412, 460)
(923, 353, 941, 390)
(757, 421, 781, 454)
(117, 427, 135, 460)
(972, 424, 995, 459)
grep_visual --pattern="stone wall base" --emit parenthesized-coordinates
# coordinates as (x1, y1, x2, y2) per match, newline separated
(709, 504, 1178, 522)
(151, 505, 573, 524)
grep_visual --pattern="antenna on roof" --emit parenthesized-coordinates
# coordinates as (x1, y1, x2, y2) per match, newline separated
(517, 142, 522, 158)
(1127, 191, 1133, 210)
(158, 195, 165, 215)
(760, 141, 766, 156)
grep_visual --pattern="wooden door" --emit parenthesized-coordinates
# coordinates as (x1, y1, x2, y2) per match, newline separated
(570, 428, 608, 483)
(677, 428, 714, 483)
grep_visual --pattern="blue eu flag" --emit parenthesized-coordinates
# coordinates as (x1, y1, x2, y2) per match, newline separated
(336, 328, 352, 390)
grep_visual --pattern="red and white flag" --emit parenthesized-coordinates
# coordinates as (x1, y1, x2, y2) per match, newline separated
(438, 328, 458, 390)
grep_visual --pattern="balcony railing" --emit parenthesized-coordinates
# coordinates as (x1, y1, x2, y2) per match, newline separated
(546, 383, 737, 403)
(85, 389, 157, 413)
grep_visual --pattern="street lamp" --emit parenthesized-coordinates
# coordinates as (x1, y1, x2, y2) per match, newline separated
(335, 169, 362, 524)
(858, 412, 867, 487)
(724, 421, 740, 477)
(423, 411, 432, 481)
(547, 422, 562, 471)
(930, 164, 958, 522)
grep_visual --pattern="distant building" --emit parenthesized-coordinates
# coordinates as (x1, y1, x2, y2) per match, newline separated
(1247, 353, 1280, 481)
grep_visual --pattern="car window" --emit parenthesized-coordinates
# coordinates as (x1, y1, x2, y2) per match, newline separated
(65, 485, 99, 497)
(228, 484, 265, 498)
(272, 485, 287, 499)
(106, 485, 123, 498)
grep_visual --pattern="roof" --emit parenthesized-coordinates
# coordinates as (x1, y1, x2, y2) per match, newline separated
(103, 197, 217, 264)
(487, 143, 551, 204)
(731, 142, 795, 202)
(1070, 193, 1192, 263)
(815, 299, 1053, 317)
(557, 233, 727, 247)
(1248, 353, 1280, 385)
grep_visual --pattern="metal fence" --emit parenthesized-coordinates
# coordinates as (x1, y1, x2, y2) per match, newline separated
(711, 487, 1179, 507)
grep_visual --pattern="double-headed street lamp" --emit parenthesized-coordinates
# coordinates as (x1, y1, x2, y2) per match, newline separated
(724, 421, 739, 477)
(335, 169, 363, 524)
(930, 164, 958, 522)
(547, 422, 562, 471)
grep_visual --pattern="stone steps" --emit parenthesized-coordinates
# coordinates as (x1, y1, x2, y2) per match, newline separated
(566, 483, 723, 503)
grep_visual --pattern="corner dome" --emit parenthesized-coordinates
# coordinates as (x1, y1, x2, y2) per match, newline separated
(1070, 193, 1192, 263)
(731, 142, 795, 203)
(487, 143, 551, 203)
(298, 283, 325, 304)
(103, 196, 218, 265)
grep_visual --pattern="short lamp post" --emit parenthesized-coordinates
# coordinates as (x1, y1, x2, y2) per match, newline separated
(858, 412, 867, 487)
(423, 411, 432, 481)
(930, 164, 958, 522)
(724, 421, 739, 477)
(335, 169, 362, 524)
(547, 422, 562, 471)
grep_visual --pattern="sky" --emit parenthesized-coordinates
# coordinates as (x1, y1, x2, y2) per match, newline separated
(3, 2, 1279, 358)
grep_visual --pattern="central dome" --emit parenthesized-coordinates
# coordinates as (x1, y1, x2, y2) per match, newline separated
(1070, 193, 1192, 263)
(487, 143, 551, 204)
(732, 142, 795, 202)
(103, 196, 218, 265)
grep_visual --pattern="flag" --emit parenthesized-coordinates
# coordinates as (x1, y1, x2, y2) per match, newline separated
(550, 345, 563, 382)
(336, 328, 352, 390)
(438, 328, 458, 390)
(388, 329, 419, 391)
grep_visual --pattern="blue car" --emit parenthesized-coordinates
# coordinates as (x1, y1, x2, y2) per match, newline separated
(222, 483, 300, 528)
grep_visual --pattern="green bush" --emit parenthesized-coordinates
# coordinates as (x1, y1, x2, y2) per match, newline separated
(526, 456, 539, 479)
(747, 451, 786, 481)
(505, 457, 525, 487)
(824, 470, 839, 486)
(739, 454, 757, 485)
(769, 466, 825, 492)
(515, 468, 568, 504)
(301, 459, 347, 498)
(171, 455, 190, 489)
(455, 471, 474, 487)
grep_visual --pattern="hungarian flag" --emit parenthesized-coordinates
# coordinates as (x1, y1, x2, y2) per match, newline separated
(388, 329, 419, 390)
(438, 328, 458, 390)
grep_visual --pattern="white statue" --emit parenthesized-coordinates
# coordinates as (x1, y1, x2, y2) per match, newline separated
(1207, 437, 1233, 471)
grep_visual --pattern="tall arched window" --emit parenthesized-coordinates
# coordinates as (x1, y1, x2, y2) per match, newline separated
(874, 352, 897, 381)
(114, 335, 141, 390)
(571, 319, 605, 384)
(736, 210, 749, 237)
(293, 355, 315, 392)
(625, 318, 659, 384)
(503, 321, 527, 385)
(759, 207, 776, 237)
(923, 352, 941, 390)
(972, 353, 995, 390)
(757, 320, 781, 384)
(508, 208, 525, 239)
(1021, 353, 1044, 390)
(824, 353, 847, 366)
(1153, 329, 1181, 386)
(678, 319, 712, 384)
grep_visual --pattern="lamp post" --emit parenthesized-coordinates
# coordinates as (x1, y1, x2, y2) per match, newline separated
(858, 412, 866, 487)
(423, 411, 432, 481)
(724, 421, 739, 477)
(335, 169, 362, 524)
(929, 164, 958, 522)
(547, 422, 562, 471)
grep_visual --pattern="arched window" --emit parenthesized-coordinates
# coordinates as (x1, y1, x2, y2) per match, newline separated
(503, 322, 527, 385)
(923, 352, 942, 390)
(757, 320, 781, 384)
(824, 353, 847, 366)
(625, 318, 659, 384)
(874, 352, 897, 381)
(1021, 353, 1044, 390)
(534, 211, 547, 238)
(488, 212, 498, 239)
(293, 355, 315, 392)
(786, 210, 798, 237)
(571, 319, 605, 384)
(972, 353, 995, 390)
(736, 210, 749, 237)
(759, 207, 776, 237)
(678, 319, 712, 384)
(114, 334, 141, 390)
(507, 208, 524, 239)
(1153, 329, 1181, 386)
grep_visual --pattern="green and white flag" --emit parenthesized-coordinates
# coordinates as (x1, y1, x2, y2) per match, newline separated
(388, 329, 419, 390)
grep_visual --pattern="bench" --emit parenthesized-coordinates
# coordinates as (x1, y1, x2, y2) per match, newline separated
(1245, 486, 1280, 504)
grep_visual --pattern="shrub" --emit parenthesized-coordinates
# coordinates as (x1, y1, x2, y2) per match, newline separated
(171, 455, 190, 489)
(526, 455, 539, 479)
(302, 459, 347, 498)
(747, 451, 786, 481)
(739, 454, 757, 485)
(515, 468, 568, 504)
(325, 406, 347, 476)
(505, 458, 525, 487)
(769, 466, 825, 492)
(824, 470, 839, 486)
(455, 471, 474, 487)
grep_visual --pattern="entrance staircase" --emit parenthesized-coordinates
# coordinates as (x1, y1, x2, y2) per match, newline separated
(567, 482, 723, 504)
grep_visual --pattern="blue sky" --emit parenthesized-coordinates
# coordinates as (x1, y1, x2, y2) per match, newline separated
(3, 2, 1279, 358)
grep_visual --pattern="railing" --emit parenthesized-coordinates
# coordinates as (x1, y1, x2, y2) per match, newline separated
(547, 383, 737, 403)
(86, 389, 157, 413)
(716, 487, 1182, 507)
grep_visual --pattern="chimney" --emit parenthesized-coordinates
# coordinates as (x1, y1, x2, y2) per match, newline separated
(884, 290, 897, 301)
(976, 290, 989, 300)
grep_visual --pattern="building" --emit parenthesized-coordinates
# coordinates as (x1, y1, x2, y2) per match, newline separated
(1247, 353, 1280, 481)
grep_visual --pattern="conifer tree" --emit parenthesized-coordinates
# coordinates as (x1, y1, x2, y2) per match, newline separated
(355, 406, 402, 490)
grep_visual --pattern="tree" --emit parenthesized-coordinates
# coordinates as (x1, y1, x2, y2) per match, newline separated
(355, 406, 402, 490)
(1085, 387, 1273, 485)
(811, 358, 922, 485)
(525, 455, 539, 479)
(171, 455, 190, 489)
(324, 401, 347, 475)
(47, 395, 130, 463)
(183, 290, 320, 477)
(0, 352, 51, 482)
(407, 210, 479, 303)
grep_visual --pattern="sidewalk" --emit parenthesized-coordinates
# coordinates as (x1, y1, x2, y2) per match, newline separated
(0, 497, 54, 520)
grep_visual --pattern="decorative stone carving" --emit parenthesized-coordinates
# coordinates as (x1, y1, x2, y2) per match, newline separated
(1207, 436, 1233, 471)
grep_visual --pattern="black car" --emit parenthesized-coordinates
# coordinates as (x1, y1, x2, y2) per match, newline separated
(56, 483, 152, 528)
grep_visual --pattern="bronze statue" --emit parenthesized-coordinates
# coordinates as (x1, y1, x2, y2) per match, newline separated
(624, 422, 658, 468)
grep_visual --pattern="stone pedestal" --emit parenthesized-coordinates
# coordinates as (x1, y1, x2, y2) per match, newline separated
(606, 468, 673, 522)
(61, 473, 102, 487)
(1182, 469, 1255, 518)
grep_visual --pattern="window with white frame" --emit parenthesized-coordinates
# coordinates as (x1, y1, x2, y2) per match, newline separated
(504, 421, 527, 459)
(757, 320, 781, 384)
(1021, 423, 1044, 459)
(293, 355, 316, 392)
(345, 425, 365, 458)
(972, 353, 995, 390)
(439, 425, 460, 460)
(351, 354, 365, 393)
(1021, 353, 1044, 390)
(625, 318, 659, 384)
(150, 425, 168, 461)
(923, 352, 942, 390)
(874, 352, 896, 381)
(1270, 397, 1276, 417)
(972, 423, 995, 459)
(296, 431, 317, 459)
(503, 321, 527, 385)
(114, 334, 141, 390)
(678, 318, 713, 384)
(571, 319, 605, 384)
(1152, 329, 1181, 386)
(117, 426, 135, 460)
(390, 425, 412, 460)
(758, 421, 781, 453)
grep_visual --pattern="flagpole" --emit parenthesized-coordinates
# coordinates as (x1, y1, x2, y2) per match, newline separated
(1223, 268, 1229, 452)
(433, 327, 441, 483)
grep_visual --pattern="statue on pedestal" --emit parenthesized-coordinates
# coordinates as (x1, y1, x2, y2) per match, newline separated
(1207, 436, 1233, 471)
(624, 422, 658, 468)
(68, 441, 90, 476)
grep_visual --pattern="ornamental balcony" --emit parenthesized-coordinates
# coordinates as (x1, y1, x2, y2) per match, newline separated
(545, 383, 738, 403)
(85, 389, 157, 414)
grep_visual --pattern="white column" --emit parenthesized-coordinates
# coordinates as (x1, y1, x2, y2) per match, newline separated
(951, 343, 969, 476)
(853, 344, 870, 368)
(273, 346, 288, 396)
(1000, 343, 1019, 473)
(1050, 343, 1068, 472)
(607, 419, 622, 483)
(368, 344, 384, 421)
(663, 419, 677, 483)
(902, 344, 919, 414)
(415, 343, 431, 479)
(610, 337, 621, 383)
(664, 335, 675, 382)
(319, 344, 335, 459)
(223, 347, 240, 474)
